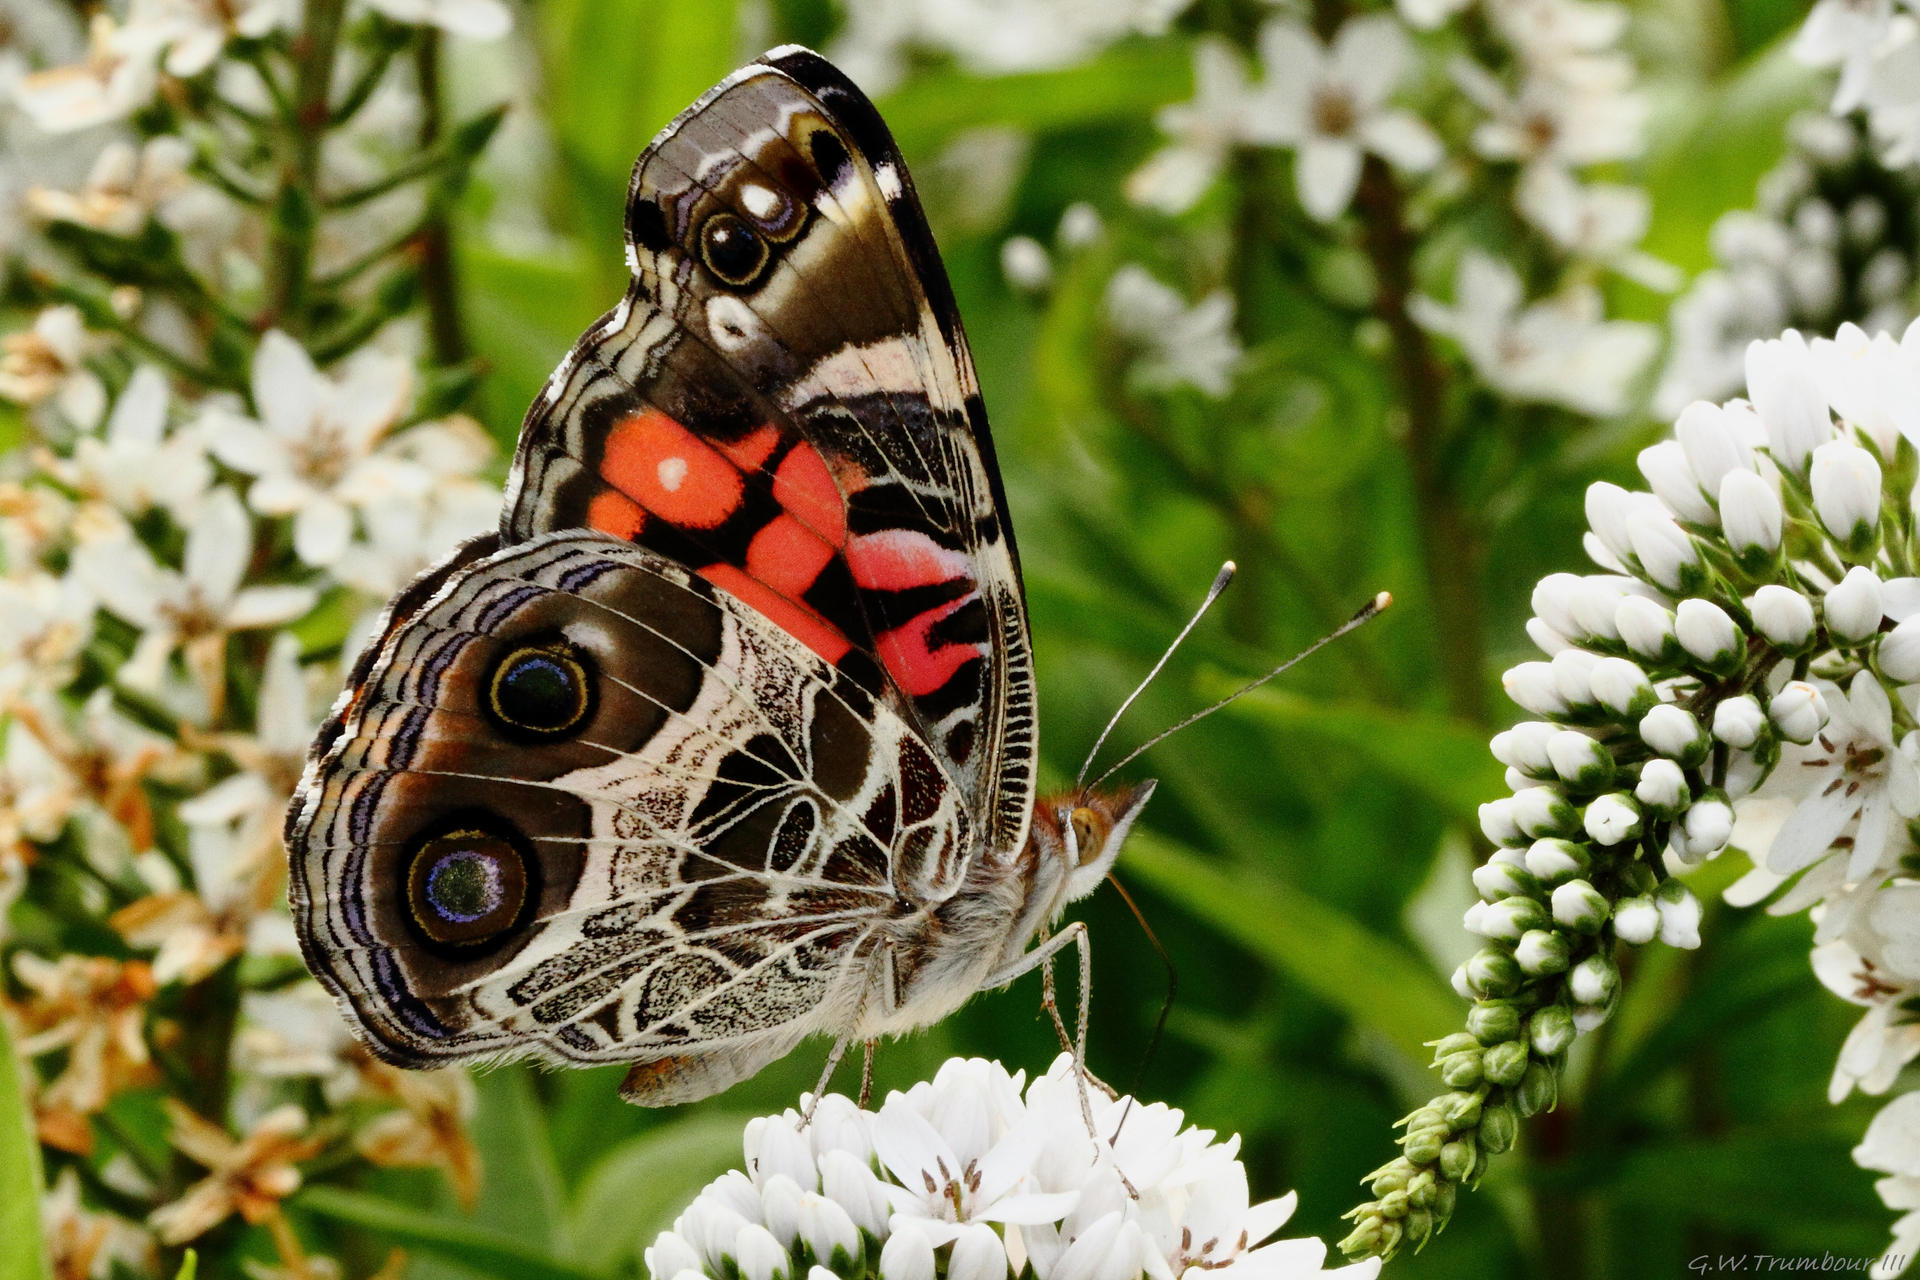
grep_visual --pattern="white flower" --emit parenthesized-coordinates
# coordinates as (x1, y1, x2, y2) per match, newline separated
(1719, 468, 1782, 558)
(1794, 0, 1894, 112)
(1103, 267, 1243, 398)
(0, 572, 93, 710)
(11, 15, 161, 132)
(207, 331, 431, 567)
(1128, 39, 1256, 214)
(1827, 566, 1887, 644)
(73, 487, 317, 696)
(1514, 165, 1678, 290)
(121, 0, 293, 79)
(1814, 893, 1920, 1102)
(1853, 1091, 1920, 1280)
(0, 305, 107, 427)
(1245, 16, 1439, 222)
(646, 1057, 1371, 1280)
(1809, 439, 1883, 545)
(54, 365, 214, 520)
(1409, 250, 1658, 417)
(1761, 674, 1920, 884)
(1451, 59, 1643, 173)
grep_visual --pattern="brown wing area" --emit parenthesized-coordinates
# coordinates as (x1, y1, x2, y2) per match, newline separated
(287, 531, 970, 1083)
(500, 49, 1037, 866)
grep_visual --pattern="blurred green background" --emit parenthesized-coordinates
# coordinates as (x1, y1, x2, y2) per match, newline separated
(46, 0, 1893, 1275)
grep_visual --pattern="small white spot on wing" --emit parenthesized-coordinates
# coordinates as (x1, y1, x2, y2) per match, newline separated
(657, 456, 688, 491)
(873, 162, 903, 200)
(705, 294, 761, 353)
(740, 183, 782, 220)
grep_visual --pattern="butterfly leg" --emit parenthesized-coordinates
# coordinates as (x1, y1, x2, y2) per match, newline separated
(984, 924, 1136, 1197)
(859, 1038, 877, 1109)
(1040, 942, 1118, 1099)
(803, 1034, 855, 1126)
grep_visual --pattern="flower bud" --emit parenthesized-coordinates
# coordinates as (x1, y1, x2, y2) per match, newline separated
(648, 1234, 705, 1280)
(1515, 928, 1571, 975)
(1673, 793, 1733, 864)
(1439, 1090, 1485, 1128)
(1550, 879, 1610, 933)
(1503, 661, 1569, 718)
(1450, 963, 1474, 1001)
(1431, 1032, 1480, 1060)
(1547, 730, 1613, 788)
(1439, 1139, 1476, 1182)
(1640, 703, 1708, 764)
(1746, 333, 1832, 476)
(1656, 880, 1703, 948)
(1527, 617, 1572, 655)
(1490, 721, 1559, 776)
(1471, 861, 1540, 901)
(1532, 573, 1586, 639)
(1479, 1103, 1518, 1154)
(1439, 1046, 1486, 1087)
(1568, 953, 1618, 1005)
(1809, 439, 1882, 553)
(1627, 509, 1701, 593)
(799, 1196, 862, 1271)
(1478, 798, 1524, 846)
(1550, 648, 1600, 708)
(1614, 894, 1659, 944)
(1510, 785, 1579, 838)
(1588, 656, 1655, 718)
(1639, 440, 1715, 525)
(1750, 584, 1816, 650)
(1634, 758, 1690, 816)
(735, 1224, 793, 1280)
(1582, 792, 1641, 845)
(947, 1225, 1006, 1280)
(1675, 598, 1742, 673)
(1881, 615, 1920, 683)
(880, 1226, 935, 1280)
(1567, 576, 1633, 641)
(1826, 565, 1886, 644)
(1528, 1004, 1577, 1057)
(1718, 468, 1783, 565)
(1482, 1039, 1530, 1087)
(819, 1151, 887, 1236)
(1711, 695, 1765, 749)
(1615, 595, 1677, 661)
(760, 1177, 804, 1245)
(1676, 401, 1753, 494)
(1572, 1002, 1614, 1033)
(1514, 1061, 1558, 1116)
(1584, 481, 1642, 567)
(1524, 838, 1590, 883)
(1769, 680, 1829, 744)
(1402, 1126, 1444, 1168)
(1468, 1001, 1522, 1045)
(1472, 896, 1550, 941)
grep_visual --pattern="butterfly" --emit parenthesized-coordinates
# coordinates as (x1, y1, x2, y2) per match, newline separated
(286, 45, 1156, 1106)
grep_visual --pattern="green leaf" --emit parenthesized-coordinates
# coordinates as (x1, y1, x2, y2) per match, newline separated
(1, 1009, 50, 1280)
(173, 1251, 198, 1280)
(564, 1111, 757, 1272)
(296, 1186, 607, 1280)
(1123, 832, 1460, 1064)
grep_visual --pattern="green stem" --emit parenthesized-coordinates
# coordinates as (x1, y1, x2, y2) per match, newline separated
(412, 29, 471, 367)
(262, 0, 348, 336)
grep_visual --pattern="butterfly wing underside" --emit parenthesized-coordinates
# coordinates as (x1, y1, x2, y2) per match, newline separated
(288, 532, 971, 1099)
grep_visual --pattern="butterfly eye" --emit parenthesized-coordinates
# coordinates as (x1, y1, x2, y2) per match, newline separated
(406, 827, 529, 947)
(700, 212, 769, 287)
(1070, 807, 1101, 866)
(488, 641, 593, 739)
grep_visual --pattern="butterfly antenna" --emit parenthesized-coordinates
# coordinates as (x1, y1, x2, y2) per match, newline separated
(1089, 590, 1392, 790)
(1105, 871, 1176, 1144)
(1075, 561, 1238, 790)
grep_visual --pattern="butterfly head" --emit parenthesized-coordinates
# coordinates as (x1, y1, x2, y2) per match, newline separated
(1054, 779, 1157, 903)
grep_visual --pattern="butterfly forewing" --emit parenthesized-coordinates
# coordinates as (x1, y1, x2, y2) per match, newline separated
(503, 48, 1036, 863)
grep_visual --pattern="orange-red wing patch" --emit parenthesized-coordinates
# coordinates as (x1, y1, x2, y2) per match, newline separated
(586, 488, 647, 540)
(601, 409, 744, 530)
(747, 513, 835, 600)
(845, 529, 970, 592)
(876, 598, 978, 697)
(773, 443, 846, 547)
(700, 564, 851, 665)
(718, 423, 782, 472)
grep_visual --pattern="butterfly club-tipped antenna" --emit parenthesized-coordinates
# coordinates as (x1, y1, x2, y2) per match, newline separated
(1075, 560, 1239, 791)
(1087, 589, 1393, 791)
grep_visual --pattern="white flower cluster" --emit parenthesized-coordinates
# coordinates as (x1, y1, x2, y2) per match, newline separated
(1482, 322, 1920, 1271)
(1796, 0, 1920, 168)
(829, 0, 1191, 90)
(1659, 113, 1920, 417)
(647, 1056, 1377, 1280)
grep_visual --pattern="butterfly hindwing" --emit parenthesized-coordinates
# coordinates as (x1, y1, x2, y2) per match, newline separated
(503, 47, 1036, 867)
(287, 531, 972, 1075)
